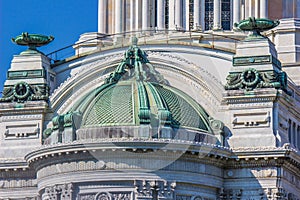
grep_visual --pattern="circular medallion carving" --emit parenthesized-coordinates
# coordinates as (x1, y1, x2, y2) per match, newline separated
(95, 192, 111, 200)
(241, 68, 259, 87)
(13, 82, 30, 100)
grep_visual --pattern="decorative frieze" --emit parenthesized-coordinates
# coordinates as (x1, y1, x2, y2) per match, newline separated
(225, 68, 287, 91)
(134, 180, 176, 199)
(42, 183, 73, 200)
(218, 188, 242, 200)
(1, 114, 43, 122)
(0, 82, 50, 103)
(78, 192, 132, 200)
(0, 178, 36, 189)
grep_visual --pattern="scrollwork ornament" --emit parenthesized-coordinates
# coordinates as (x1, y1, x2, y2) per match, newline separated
(224, 73, 242, 90)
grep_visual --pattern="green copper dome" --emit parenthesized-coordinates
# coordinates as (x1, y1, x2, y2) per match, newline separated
(45, 38, 223, 144)
(77, 81, 210, 132)
(72, 38, 213, 137)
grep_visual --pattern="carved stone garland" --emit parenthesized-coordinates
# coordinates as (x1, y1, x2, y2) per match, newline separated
(0, 81, 50, 103)
(225, 68, 287, 92)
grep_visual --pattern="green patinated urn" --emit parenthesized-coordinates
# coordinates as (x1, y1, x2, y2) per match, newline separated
(12, 32, 54, 55)
(235, 17, 280, 40)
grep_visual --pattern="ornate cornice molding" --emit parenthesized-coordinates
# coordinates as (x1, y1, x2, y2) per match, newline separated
(26, 139, 231, 166)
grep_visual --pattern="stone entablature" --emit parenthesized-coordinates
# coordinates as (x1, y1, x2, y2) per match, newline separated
(23, 139, 300, 199)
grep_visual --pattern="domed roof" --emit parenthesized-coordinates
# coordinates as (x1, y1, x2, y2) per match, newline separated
(78, 81, 210, 132)
(45, 38, 223, 144)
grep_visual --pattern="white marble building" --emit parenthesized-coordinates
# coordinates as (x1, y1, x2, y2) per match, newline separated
(97, 0, 299, 33)
(0, 0, 300, 199)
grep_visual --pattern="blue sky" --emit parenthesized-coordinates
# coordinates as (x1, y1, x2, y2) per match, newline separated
(0, 0, 98, 93)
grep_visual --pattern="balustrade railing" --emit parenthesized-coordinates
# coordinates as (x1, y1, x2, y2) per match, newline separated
(46, 29, 243, 64)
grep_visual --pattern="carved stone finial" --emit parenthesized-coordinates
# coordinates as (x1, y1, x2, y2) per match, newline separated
(131, 37, 138, 46)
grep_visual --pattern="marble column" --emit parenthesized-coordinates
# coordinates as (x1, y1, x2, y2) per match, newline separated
(260, 0, 268, 18)
(135, 0, 141, 31)
(157, 0, 165, 30)
(200, 0, 205, 30)
(142, 0, 149, 31)
(168, 0, 175, 29)
(194, 0, 201, 30)
(248, 0, 253, 17)
(115, 0, 123, 34)
(241, 0, 245, 19)
(175, 0, 182, 29)
(130, 0, 135, 32)
(213, 0, 221, 30)
(185, 0, 190, 30)
(233, 0, 241, 24)
(244, 0, 249, 18)
(255, 0, 259, 18)
(98, 0, 107, 33)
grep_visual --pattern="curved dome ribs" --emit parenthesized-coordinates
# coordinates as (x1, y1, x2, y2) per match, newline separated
(137, 81, 151, 125)
(83, 84, 134, 126)
(44, 37, 225, 145)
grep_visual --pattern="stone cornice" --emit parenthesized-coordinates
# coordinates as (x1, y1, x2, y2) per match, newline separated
(229, 146, 300, 168)
(0, 101, 49, 115)
(25, 138, 300, 172)
(26, 139, 232, 166)
(223, 94, 278, 105)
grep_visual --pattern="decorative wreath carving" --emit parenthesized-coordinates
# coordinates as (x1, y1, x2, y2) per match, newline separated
(13, 82, 31, 100)
(241, 68, 260, 87)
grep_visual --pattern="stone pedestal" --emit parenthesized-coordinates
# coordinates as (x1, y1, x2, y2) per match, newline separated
(224, 37, 288, 148)
(0, 52, 51, 161)
(223, 88, 277, 148)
